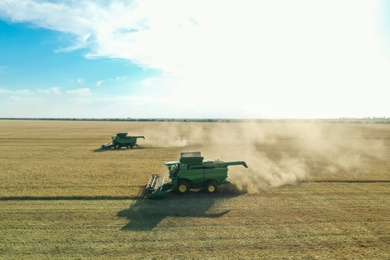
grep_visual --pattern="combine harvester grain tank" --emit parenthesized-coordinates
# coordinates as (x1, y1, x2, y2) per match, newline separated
(144, 152, 248, 199)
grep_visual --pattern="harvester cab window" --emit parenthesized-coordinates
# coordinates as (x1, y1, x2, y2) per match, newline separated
(171, 165, 179, 176)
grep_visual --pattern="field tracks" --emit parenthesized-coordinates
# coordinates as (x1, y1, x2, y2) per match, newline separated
(0, 120, 389, 258)
(307, 180, 390, 183)
(0, 195, 134, 201)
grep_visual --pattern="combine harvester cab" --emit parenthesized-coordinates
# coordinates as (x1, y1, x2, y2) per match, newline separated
(144, 152, 248, 199)
(102, 132, 145, 149)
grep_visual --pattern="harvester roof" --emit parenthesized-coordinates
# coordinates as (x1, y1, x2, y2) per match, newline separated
(116, 132, 128, 137)
(164, 152, 248, 169)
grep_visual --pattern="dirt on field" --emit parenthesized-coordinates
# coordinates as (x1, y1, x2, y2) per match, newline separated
(0, 120, 389, 258)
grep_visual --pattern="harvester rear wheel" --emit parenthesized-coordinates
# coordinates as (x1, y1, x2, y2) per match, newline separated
(115, 144, 120, 149)
(177, 180, 190, 194)
(206, 180, 217, 193)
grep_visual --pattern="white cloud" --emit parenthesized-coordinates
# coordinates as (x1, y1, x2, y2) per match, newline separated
(16, 89, 31, 95)
(115, 76, 127, 82)
(44, 87, 61, 95)
(66, 88, 91, 97)
(0, 88, 9, 94)
(1, 0, 389, 118)
(1, 87, 62, 97)
(96, 80, 104, 87)
(0, 88, 32, 95)
(9, 95, 43, 102)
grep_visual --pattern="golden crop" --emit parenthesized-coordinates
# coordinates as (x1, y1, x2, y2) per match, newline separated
(0, 120, 389, 258)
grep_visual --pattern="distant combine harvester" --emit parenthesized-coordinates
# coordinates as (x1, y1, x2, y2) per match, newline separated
(101, 132, 145, 149)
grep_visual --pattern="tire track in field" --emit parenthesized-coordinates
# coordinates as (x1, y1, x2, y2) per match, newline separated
(1, 225, 122, 231)
(0, 185, 146, 200)
(307, 180, 390, 183)
(0, 195, 136, 201)
(1, 225, 387, 249)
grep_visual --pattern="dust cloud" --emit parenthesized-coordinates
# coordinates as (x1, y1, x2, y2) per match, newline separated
(142, 122, 205, 147)
(145, 121, 387, 193)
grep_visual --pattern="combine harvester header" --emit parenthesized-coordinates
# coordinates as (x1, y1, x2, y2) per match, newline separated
(144, 152, 248, 199)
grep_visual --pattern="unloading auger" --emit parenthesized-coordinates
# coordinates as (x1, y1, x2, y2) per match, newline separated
(144, 152, 248, 199)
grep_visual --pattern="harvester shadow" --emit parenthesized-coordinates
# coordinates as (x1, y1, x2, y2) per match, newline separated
(92, 147, 147, 153)
(117, 188, 239, 231)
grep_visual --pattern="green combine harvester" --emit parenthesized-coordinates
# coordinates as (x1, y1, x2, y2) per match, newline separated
(144, 152, 248, 199)
(101, 132, 145, 149)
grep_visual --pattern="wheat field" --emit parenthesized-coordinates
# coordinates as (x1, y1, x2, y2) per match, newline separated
(0, 120, 389, 258)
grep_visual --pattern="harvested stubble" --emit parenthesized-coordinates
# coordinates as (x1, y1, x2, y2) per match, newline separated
(0, 120, 389, 259)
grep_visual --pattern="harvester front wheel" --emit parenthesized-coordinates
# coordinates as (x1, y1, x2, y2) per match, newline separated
(206, 180, 218, 193)
(115, 144, 120, 149)
(177, 180, 190, 194)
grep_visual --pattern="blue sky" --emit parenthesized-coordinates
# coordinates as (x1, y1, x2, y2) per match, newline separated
(0, 0, 389, 119)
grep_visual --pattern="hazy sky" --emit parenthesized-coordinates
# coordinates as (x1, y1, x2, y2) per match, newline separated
(0, 0, 389, 119)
